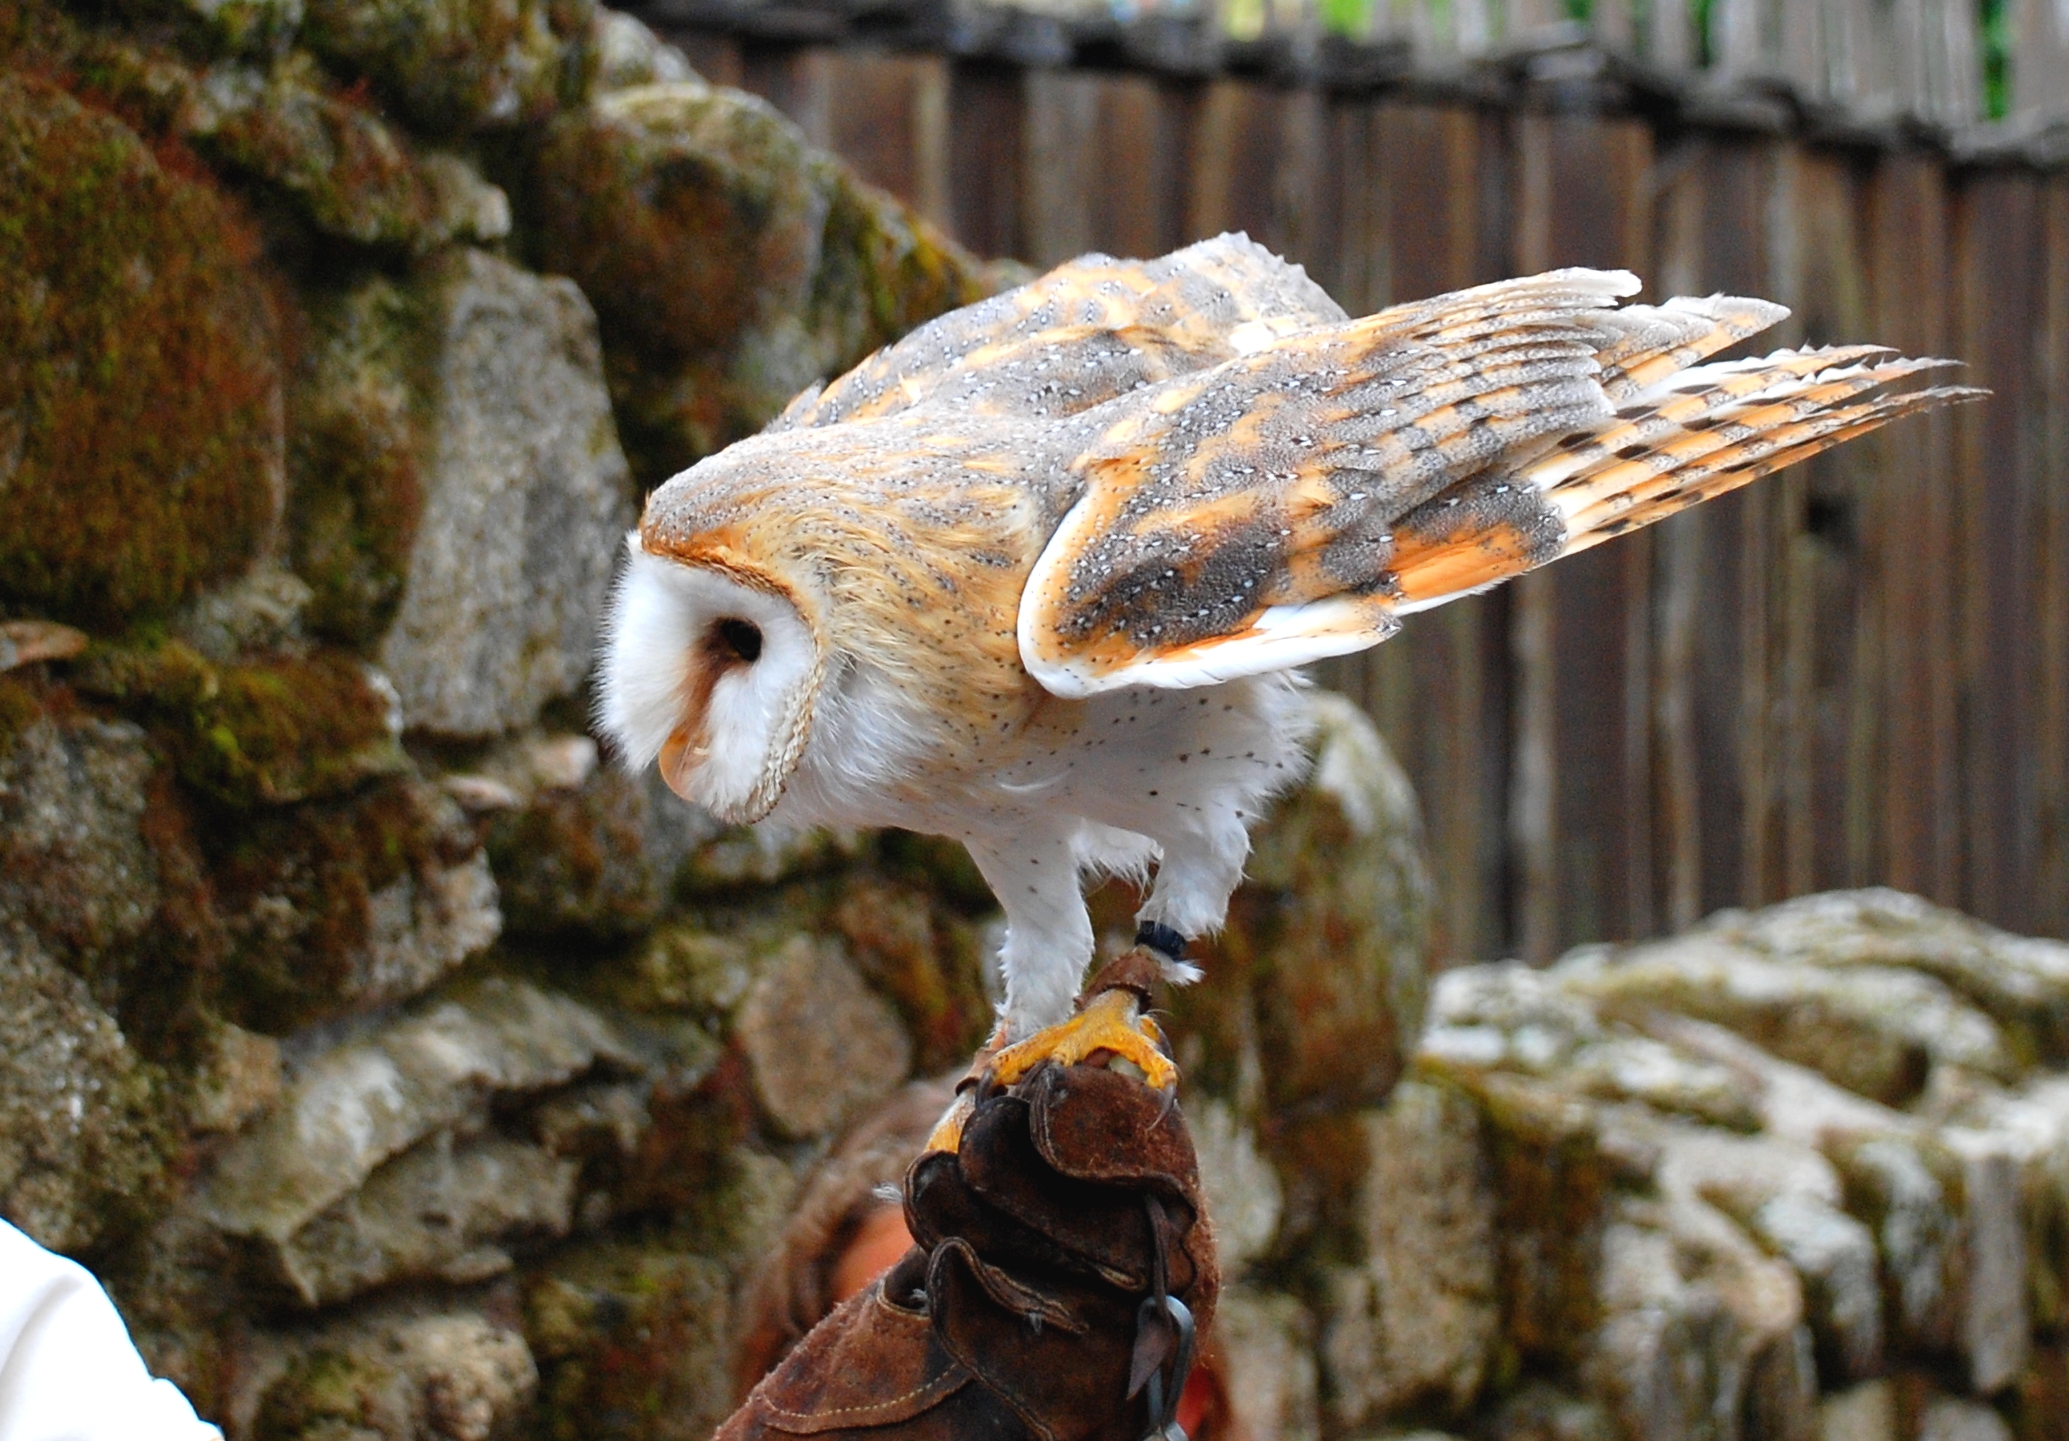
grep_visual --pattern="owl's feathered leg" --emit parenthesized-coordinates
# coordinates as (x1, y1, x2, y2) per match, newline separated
(965, 827, 1098, 1040)
(1131, 808, 1251, 962)
(923, 825, 1174, 1156)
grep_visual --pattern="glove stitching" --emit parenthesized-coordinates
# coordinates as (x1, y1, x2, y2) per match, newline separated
(761, 1370, 966, 1423)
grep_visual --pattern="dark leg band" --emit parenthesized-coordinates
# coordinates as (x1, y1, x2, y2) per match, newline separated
(1134, 922, 1188, 963)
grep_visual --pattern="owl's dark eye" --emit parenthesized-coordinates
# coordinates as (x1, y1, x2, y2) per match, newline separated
(714, 617, 763, 664)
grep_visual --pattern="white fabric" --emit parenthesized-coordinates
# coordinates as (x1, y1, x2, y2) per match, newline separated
(0, 1221, 222, 1441)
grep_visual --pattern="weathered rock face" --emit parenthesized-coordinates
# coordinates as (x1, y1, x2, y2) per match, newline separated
(0, 712, 161, 984)
(1392, 890, 2069, 1441)
(373, 249, 634, 738)
(0, 925, 167, 1254)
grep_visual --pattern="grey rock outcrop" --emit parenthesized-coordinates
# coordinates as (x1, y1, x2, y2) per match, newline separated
(0, 713, 160, 984)
(202, 978, 637, 1251)
(1395, 889, 2069, 1441)
(0, 925, 165, 1252)
(1318, 1079, 1498, 1430)
(238, 1301, 539, 1441)
(735, 934, 914, 1141)
(376, 250, 635, 738)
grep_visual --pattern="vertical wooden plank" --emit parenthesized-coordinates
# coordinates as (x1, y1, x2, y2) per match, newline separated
(2011, 0, 2069, 124)
(1647, 133, 1807, 928)
(740, 43, 831, 139)
(1019, 73, 1195, 264)
(1591, 0, 1635, 52)
(1950, 175, 2041, 930)
(1320, 98, 1383, 316)
(811, 50, 952, 226)
(1689, 139, 1784, 917)
(1270, 89, 1327, 270)
(1365, 103, 1508, 964)
(1863, 154, 1960, 907)
(1764, 148, 1822, 908)
(1186, 78, 1251, 242)
(1643, 0, 1696, 73)
(1510, 111, 1655, 959)
(1023, 70, 1103, 265)
(947, 62, 1027, 259)
(1711, 0, 1774, 82)
(2038, 180, 2069, 936)
(1650, 136, 1708, 931)
(1763, 148, 1879, 896)
(1089, 76, 1187, 261)
(667, 29, 745, 88)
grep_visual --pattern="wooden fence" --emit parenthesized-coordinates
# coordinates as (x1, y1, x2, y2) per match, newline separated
(642, 16, 2069, 962)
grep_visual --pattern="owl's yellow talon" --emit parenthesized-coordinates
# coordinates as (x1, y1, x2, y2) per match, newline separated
(924, 1090, 976, 1155)
(986, 990, 1178, 1091)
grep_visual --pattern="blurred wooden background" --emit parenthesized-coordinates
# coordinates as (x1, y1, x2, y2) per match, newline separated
(633, 0, 2069, 962)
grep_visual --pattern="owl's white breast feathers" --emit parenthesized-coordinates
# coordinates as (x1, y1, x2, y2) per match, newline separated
(597, 535, 821, 822)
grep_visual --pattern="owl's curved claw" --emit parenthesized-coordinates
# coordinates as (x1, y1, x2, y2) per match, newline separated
(924, 1089, 977, 1155)
(987, 989, 1179, 1093)
(927, 959, 1179, 1156)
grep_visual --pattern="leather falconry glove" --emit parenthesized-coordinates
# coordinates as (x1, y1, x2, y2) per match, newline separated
(716, 950, 1219, 1441)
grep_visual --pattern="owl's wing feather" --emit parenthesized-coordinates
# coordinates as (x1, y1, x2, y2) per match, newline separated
(773, 233, 1345, 430)
(1020, 271, 1982, 697)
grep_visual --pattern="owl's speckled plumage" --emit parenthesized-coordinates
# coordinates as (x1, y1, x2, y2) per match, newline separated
(600, 234, 1978, 1039)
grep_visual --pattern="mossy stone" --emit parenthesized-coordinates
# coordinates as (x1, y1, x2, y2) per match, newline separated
(300, 0, 566, 135)
(74, 639, 403, 807)
(203, 775, 493, 1031)
(535, 82, 831, 372)
(290, 276, 427, 643)
(0, 73, 283, 631)
(829, 878, 992, 1075)
(193, 53, 515, 252)
(533, 82, 1000, 482)
(811, 171, 992, 378)
(525, 1241, 736, 1441)
(0, 924, 173, 1254)
(487, 767, 661, 945)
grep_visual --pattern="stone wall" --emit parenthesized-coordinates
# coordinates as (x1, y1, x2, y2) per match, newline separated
(9, 6, 2069, 1441)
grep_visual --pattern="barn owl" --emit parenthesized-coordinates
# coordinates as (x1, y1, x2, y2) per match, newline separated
(599, 234, 1974, 1116)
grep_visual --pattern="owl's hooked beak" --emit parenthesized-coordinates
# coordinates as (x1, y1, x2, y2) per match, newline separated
(657, 727, 706, 804)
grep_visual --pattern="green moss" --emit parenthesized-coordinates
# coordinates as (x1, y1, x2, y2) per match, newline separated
(525, 1243, 735, 1441)
(289, 276, 428, 643)
(535, 85, 1003, 483)
(829, 878, 991, 1075)
(207, 776, 450, 1031)
(198, 51, 498, 251)
(250, 1347, 392, 1441)
(76, 639, 402, 806)
(487, 769, 661, 945)
(0, 73, 282, 631)
(534, 84, 823, 372)
(1464, 1072, 1606, 1367)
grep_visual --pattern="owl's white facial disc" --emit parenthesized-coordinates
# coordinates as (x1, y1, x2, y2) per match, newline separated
(598, 533, 821, 825)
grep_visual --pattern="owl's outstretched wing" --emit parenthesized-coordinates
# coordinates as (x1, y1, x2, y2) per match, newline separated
(772, 233, 1345, 430)
(1019, 268, 1981, 697)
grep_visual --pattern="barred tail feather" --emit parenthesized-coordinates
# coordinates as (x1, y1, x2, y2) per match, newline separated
(1389, 348, 1983, 611)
